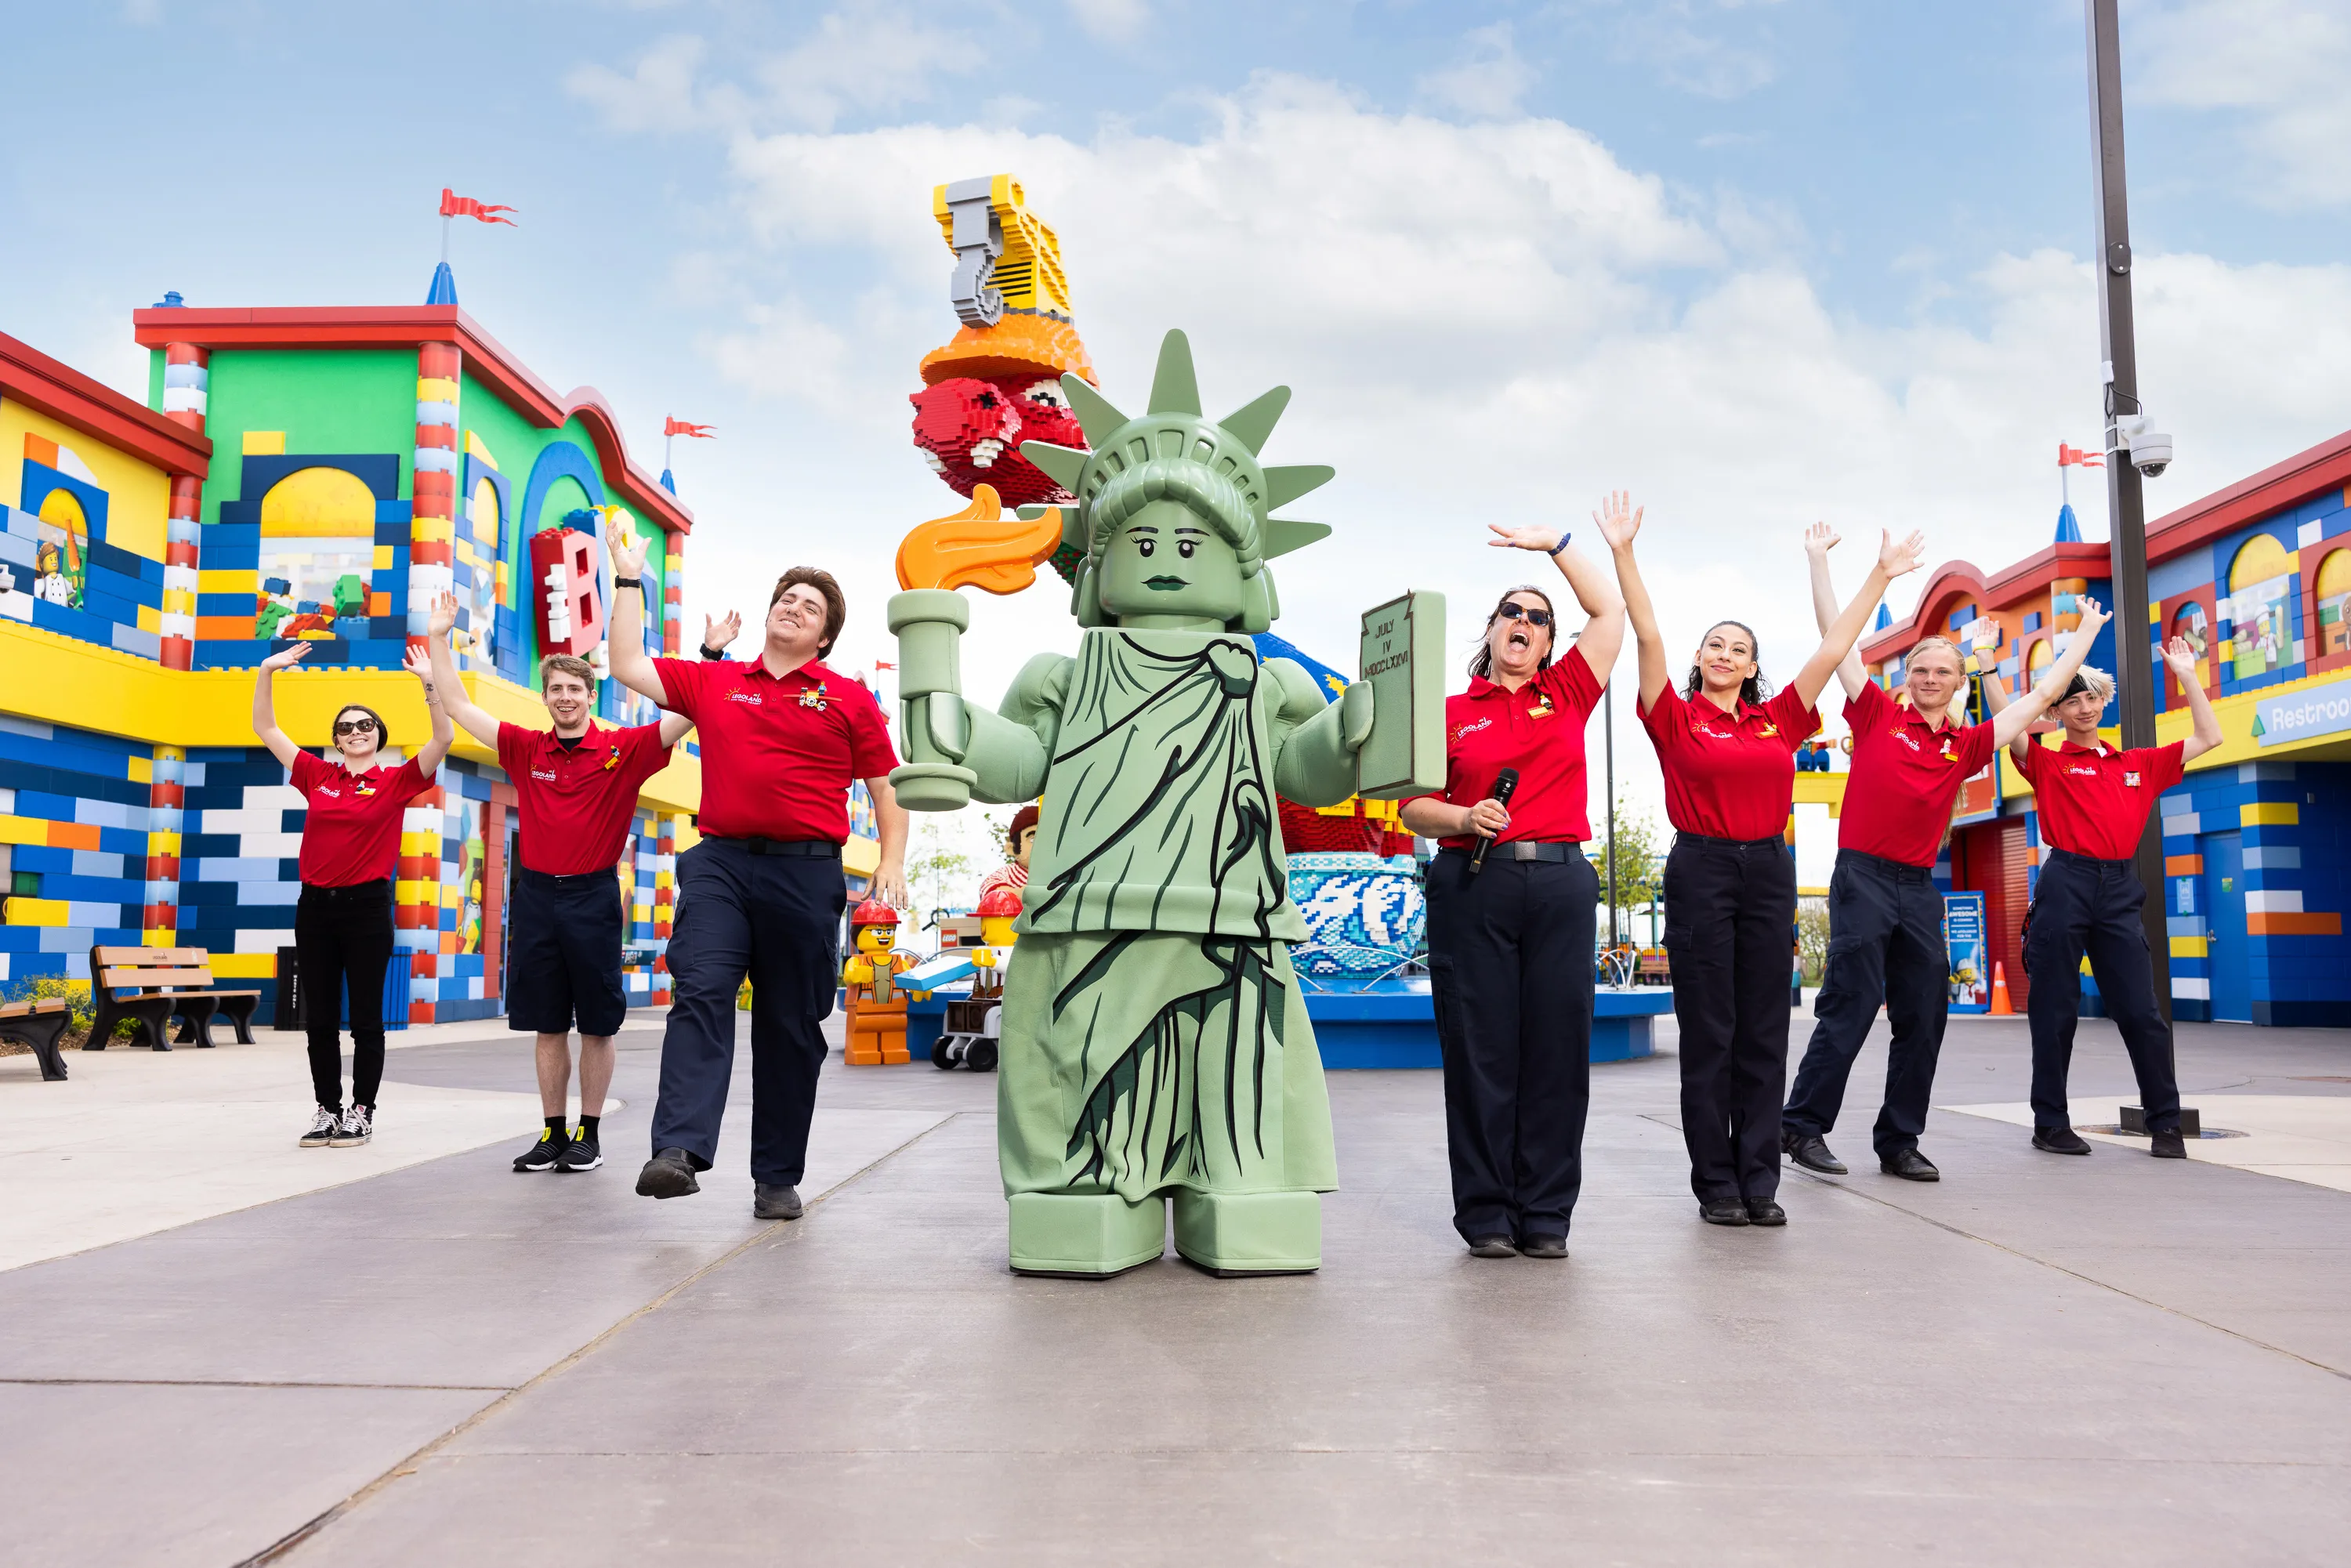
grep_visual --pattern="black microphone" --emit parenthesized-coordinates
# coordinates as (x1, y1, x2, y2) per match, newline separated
(1468, 767, 1520, 875)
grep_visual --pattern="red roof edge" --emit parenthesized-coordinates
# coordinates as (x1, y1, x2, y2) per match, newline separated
(129, 306, 693, 534)
(0, 330, 211, 478)
(1860, 542, 2115, 663)
(2142, 425, 2351, 561)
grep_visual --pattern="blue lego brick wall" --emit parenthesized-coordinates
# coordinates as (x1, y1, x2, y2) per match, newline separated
(0, 503, 165, 662)
(0, 715, 154, 993)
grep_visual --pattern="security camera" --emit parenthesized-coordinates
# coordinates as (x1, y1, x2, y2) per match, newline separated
(2114, 413, 2173, 479)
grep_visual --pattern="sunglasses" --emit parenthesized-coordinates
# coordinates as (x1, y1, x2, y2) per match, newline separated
(1495, 602, 1554, 629)
(333, 718, 377, 736)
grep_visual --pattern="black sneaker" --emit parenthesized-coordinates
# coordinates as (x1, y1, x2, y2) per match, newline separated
(636, 1147, 701, 1199)
(514, 1127, 569, 1172)
(300, 1106, 341, 1149)
(331, 1104, 373, 1147)
(2033, 1126, 2093, 1156)
(556, 1128, 603, 1172)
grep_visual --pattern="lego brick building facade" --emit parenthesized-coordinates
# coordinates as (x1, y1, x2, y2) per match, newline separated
(0, 299, 718, 1023)
(1860, 429, 2351, 1026)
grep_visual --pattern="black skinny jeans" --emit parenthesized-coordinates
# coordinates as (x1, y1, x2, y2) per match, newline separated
(1424, 849, 1598, 1244)
(296, 880, 395, 1112)
(1663, 835, 1797, 1202)
(2024, 849, 2182, 1133)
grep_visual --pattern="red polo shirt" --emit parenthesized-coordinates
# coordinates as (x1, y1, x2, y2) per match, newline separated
(1407, 645, 1606, 850)
(2017, 737, 2186, 860)
(654, 655, 897, 843)
(497, 721, 673, 875)
(1836, 681, 1996, 867)
(289, 751, 432, 887)
(1638, 683, 1820, 842)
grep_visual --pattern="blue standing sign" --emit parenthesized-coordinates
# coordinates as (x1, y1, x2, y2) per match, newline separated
(1945, 892, 1989, 1014)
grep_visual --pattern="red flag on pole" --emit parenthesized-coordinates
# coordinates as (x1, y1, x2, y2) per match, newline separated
(2058, 442, 2104, 469)
(439, 188, 518, 226)
(665, 418, 717, 438)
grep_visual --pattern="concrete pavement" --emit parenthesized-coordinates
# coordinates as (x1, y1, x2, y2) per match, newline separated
(2, 1007, 2347, 1565)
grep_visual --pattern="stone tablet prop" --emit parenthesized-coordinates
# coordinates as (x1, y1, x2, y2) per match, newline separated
(1355, 590, 1446, 799)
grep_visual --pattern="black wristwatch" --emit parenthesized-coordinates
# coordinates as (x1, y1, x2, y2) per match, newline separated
(613, 575, 642, 588)
(699, 644, 729, 660)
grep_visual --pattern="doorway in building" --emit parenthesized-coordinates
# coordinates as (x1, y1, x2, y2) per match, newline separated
(1951, 817, 2030, 1011)
(2203, 830, 2251, 1023)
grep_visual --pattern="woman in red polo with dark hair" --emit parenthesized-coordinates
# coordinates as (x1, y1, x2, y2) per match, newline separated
(252, 642, 454, 1150)
(1611, 505, 1924, 1227)
(1398, 499, 1625, 1262)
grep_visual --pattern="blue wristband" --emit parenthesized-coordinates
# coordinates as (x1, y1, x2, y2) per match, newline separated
(1548, 533, 1572, 556)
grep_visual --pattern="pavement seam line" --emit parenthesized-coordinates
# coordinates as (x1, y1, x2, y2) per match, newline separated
(1788, 1166, 2351, 1385)
(234, 1109, 970, 1568)
(0, 1376, 512, 1392)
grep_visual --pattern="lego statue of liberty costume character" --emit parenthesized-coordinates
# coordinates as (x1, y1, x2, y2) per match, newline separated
(887, 331, 1373, 1276)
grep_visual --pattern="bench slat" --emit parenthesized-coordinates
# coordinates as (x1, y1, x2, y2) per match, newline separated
(92, 947, 208, 967)
(0, 1000, 68, 1018)
(101, 967, 215, 990)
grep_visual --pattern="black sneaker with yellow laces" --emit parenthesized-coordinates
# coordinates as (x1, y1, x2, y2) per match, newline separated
(514, 1125, 571, 1172)
(556, 1125, 603, 1172)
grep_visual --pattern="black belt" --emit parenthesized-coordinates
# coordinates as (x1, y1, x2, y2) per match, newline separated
(300, 878, 390, 900)
(2045, 848, 2135, 871)
(1439, 840, 1585, 863)
(1842, 849, 1934, 882)
(516, 864, 620, 886)
(1676, 832, 1785, 850)
(715, 836, 840, 858)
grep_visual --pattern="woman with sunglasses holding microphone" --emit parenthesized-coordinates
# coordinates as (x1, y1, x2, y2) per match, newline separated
(1610, 503, 1924, 1227)
(1399, 506, 1625, 1262)
(252, 642, 453, 1148)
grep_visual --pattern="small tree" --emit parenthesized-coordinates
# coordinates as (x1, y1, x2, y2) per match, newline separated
(1797, 898, 1831, 986)
(903, 813, 980, 937)
(1592, 800, 1664, 946)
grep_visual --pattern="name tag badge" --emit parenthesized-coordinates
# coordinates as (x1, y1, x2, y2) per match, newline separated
(2125, 771, 2141, 787)
(801, 682, 828, 711)
(1757, 721, 1778, 738)
(1528, 695, 1555, 719)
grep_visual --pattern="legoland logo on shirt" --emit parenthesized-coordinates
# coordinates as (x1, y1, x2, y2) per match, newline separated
(1454, 717, 1494, 741)
(725, 690, 765, 706)
(531, 767, 560, 782)
(2067, 765, 2100, 778)
(1891, 728, 1922, 753)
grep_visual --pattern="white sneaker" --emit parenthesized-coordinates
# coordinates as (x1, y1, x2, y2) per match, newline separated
(331, 1105, 374, 1146)
(299, 1106, 340, 1149)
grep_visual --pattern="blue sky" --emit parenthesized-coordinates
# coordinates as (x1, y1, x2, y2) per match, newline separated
(9, 0, 2350, 824)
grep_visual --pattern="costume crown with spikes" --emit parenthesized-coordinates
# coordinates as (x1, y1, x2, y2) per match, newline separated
(1020, 329, 1336, 632)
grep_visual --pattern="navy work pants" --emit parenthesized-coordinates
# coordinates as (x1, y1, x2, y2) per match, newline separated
(2024, 849, 2182, 1133)
(1784, 849, 1950, 1159)
(1424, 849, 1598, 1244)
(649, 838, 844, 1186)
(1663, 835, 1797, 1202)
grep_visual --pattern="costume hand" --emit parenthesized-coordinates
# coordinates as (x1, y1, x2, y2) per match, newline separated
(1878, 529, 1926, 580)
(1340, 680, 1375, 751)
(2161, 635, 2201, 680)
(1487, 523, 1563, 553)
(1465, 797, 1511, 838)
(701, 610, 741, 655)
(605, 515, 648, 580)
(259, 643, 310, 672)
(427, 590, 460, 639)
(1593, 490, 1643, 552)
(1804, 521, 1839, 558)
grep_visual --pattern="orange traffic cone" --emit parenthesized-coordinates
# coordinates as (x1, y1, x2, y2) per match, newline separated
(1989, 961, 2015, 1016)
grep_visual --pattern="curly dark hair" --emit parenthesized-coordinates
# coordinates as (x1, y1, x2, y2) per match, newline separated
(1683, 620, 1773, 708)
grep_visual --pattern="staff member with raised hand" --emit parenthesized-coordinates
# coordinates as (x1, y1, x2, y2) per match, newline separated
(1783, 527, 2110, 1182)
(1399, 500, 1627, 1262)
(252, 639, 453, 1150)
(422, 592, 694, 1176)
(1613, 506, 1925, 1227)
(1982, 636, 2221, 1161)
(603, 519, 910, 1221)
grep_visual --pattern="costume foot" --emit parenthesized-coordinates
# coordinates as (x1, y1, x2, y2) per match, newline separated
(1514, 1234, 1568, 1260)
(2150, 1128, 2188, 1159)
(1008, 1192, 1166, 1276)
(636, 1147, 701, 1199)
(1879, 1148, 1940, 1182)
(1699, 1198, 1749, 1226)
(1172, 1189, 1321, 1275)
(1465, 1235, 1516, 1258)
(1784, 1131, 1847, 1175)
(752, 1182, 803, 1220)
(1744, 1197, 1787, 1226)
(2033, 1126, 2093, 1156)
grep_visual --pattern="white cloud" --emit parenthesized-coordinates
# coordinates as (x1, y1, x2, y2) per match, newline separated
(1416, 23, 1539, 119)
(1064, 0, 1150, 45)
(603, 71, 2351, 820)
(1566, 0, 1788, 100)
(2136, 0, 2351, 208)
(566, 34, 730, 134)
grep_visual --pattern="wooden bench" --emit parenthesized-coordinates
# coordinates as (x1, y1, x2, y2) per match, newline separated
(1636, 952, 1672, 987)
(86, 947, 262, 1052)
(0, 998, 71, 1081)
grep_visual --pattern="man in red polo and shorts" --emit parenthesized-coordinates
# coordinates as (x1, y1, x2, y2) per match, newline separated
(426, 593, 690, 1175)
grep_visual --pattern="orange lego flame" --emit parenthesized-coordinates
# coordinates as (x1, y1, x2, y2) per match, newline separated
(895, 484, 1064, 595)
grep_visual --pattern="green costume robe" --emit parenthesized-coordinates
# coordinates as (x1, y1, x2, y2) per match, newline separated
(995, 628, 1339, 1205)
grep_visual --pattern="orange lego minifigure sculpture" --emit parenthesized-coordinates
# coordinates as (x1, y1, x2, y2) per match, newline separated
(842, 897, 918, 1065)
(969, 884, 1023, 1001)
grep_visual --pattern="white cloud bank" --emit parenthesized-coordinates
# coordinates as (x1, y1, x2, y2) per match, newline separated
(576, 54, 2351, 820)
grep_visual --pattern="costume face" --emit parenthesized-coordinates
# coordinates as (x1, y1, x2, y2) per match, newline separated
(1097, 501, 1244, 626)
(909, 375, 1086, 505)
(856, 924, 897, 955)
(1015, 825, 1036, 868)
(980, 914, 1018, 946)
